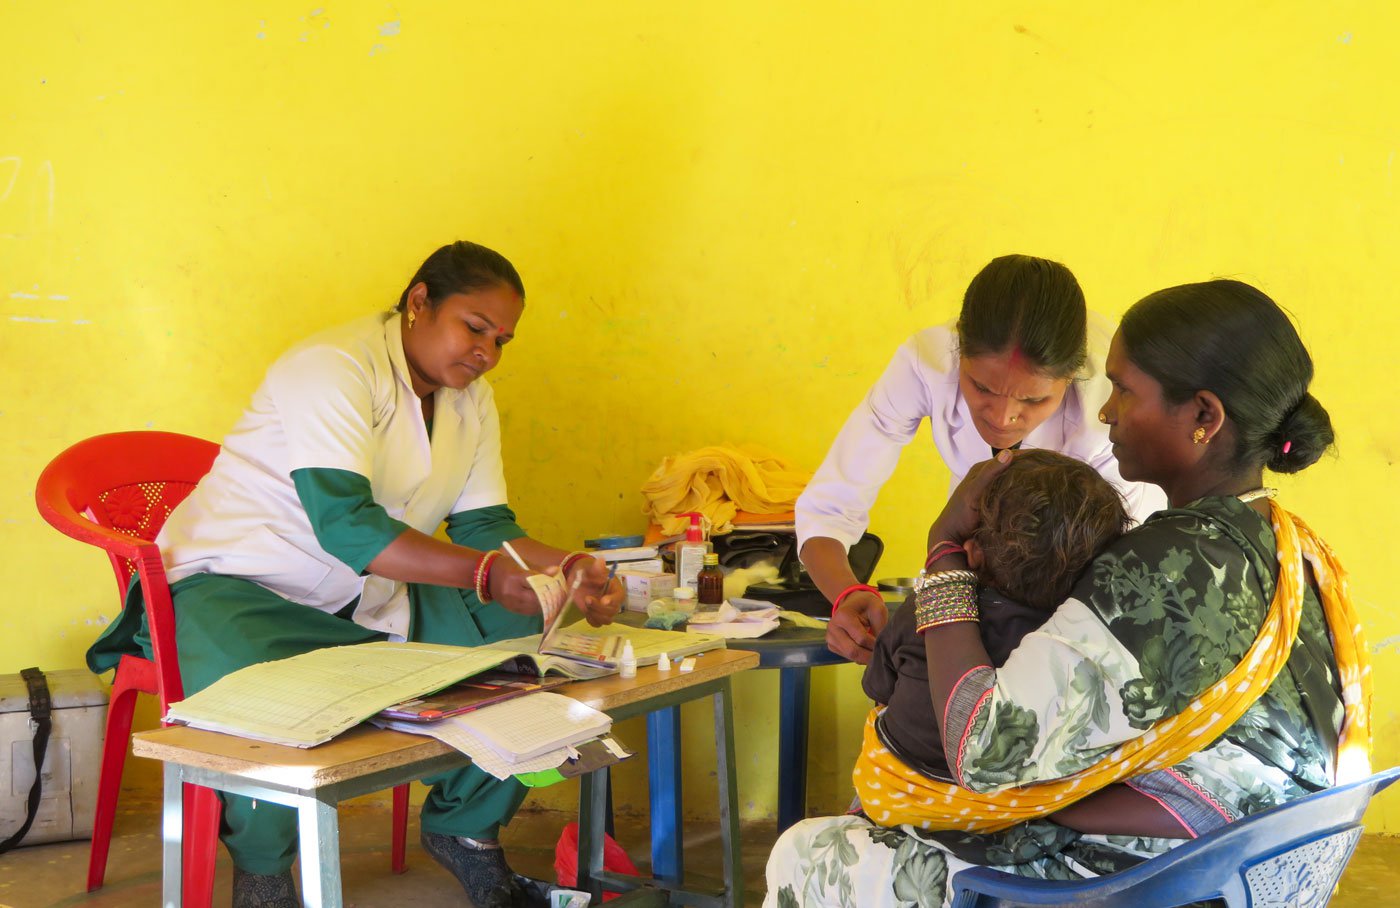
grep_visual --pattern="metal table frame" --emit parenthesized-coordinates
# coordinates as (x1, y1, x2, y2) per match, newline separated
(646, 623, 846, 882)
(152, 674, 745, 908)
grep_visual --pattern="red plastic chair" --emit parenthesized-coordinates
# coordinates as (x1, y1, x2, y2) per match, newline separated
(35, 431, 411, 905)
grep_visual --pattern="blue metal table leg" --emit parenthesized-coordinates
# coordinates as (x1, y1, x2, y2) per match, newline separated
(647, 705, 683, 883)
(777, 666, 812, 834)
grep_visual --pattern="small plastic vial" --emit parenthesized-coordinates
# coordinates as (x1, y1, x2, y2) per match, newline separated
(672, 586, 697, 615)
(697, 553, 724, 606)
(618, 640, 637, 679)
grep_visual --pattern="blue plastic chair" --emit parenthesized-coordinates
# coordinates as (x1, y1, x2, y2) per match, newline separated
(949, 766, 1400, 907)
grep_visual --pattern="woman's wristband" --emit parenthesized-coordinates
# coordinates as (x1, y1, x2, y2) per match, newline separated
(474, 551, 501, 604)
(832, 583, 881, 617)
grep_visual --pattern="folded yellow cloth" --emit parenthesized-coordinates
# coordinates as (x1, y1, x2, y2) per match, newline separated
(641, 444, 812, 537)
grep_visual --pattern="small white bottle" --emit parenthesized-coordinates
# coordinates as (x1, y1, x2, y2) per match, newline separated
(618, 640, 637, 679)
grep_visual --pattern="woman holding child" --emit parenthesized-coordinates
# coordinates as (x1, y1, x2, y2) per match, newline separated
(767, 279, 1370, 907)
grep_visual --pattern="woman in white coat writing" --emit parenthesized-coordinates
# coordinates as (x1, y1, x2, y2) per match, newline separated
(798, 254, 1165, 664)
(88, 241, 623, 908)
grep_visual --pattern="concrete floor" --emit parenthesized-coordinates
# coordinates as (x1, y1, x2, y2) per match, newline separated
(2, 794, 1399, 907)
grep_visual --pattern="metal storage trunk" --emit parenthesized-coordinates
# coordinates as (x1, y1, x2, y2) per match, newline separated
(0, 669, 106, 846)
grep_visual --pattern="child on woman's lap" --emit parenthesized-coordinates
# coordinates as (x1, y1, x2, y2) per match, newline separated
(863, 450, 1130, 780)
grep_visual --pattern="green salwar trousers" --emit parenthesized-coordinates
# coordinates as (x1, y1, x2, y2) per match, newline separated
(88, 573, 543, 876)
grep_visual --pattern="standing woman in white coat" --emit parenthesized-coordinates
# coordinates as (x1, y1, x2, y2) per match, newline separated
(799, 254, 1165, 664)
(87, 241, 624, 908)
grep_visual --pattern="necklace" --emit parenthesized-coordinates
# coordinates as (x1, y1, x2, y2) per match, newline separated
(1237, 487, 1277, 503)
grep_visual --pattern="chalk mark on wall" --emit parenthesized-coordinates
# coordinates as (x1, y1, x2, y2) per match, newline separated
(41, 159, 54, 224)
(0, 157, 21, 206)
(10, 286, 71, 302)
(1372, 632, 1400, 654)
(371, 17, 401, 55)
(0, 156, 56, 238)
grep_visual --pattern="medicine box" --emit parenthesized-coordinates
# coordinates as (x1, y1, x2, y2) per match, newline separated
(618, 570, 677, 612)
(616, 559, 662, 575)
(0, 669, 106, 846)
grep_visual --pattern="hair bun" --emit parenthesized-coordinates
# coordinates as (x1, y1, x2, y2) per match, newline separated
(1266, 393, 1334, 474)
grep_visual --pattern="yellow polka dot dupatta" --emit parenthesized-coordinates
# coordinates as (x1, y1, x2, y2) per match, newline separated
(853, 501, 1373, 833)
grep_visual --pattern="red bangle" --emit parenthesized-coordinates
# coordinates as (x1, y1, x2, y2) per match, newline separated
(560, 551, 595, 577)
(832, 583, 881, 617)
(924, 540, 966, 571)
(474, 551, 500, 604)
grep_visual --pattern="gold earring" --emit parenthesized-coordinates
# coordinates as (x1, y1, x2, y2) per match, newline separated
(1192, 427, 1206, 445)
(407, 311, 416, 329)
(1098, 412, 1108, 424)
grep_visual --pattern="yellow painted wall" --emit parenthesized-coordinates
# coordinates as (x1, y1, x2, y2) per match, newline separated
(5, 2, 1399, 832)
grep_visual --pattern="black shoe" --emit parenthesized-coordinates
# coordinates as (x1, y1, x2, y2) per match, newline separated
(421, 830, 526, 908)
(232, 866, 299, 908)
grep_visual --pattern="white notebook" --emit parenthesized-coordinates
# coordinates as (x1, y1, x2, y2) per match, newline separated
(450, 691, 611, 762)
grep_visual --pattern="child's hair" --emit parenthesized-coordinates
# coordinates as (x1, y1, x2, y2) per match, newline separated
(971, 450, 1130, 611)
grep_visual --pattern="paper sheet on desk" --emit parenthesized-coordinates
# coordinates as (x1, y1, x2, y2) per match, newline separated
(687, 617, 781, 639)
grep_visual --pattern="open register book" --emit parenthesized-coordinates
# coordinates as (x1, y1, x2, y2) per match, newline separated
(505, 620, 725, 676)
(163, 622, 726, 748)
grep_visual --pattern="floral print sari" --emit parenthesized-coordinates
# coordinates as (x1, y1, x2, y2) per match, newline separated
(765, 497, 1348, 908)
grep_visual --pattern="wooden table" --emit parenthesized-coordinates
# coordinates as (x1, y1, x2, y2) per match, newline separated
(134, 648, 759, 908)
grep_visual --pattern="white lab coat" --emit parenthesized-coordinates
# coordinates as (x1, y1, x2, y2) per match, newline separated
(157, 311, 510, 639)
(795, 315, 1166, 552)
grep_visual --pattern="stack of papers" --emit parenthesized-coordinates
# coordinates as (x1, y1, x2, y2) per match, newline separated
(687, 601, 781, 639)
(374, 692, 611, 780)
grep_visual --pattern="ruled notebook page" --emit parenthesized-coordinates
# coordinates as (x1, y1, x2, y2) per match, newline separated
(451, 691, 611, 761)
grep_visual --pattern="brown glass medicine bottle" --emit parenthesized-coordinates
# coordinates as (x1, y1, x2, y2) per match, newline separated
(697, 552, 725, 606)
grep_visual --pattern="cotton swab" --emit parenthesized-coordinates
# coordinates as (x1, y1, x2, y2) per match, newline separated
(500, 540, 531, 572)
